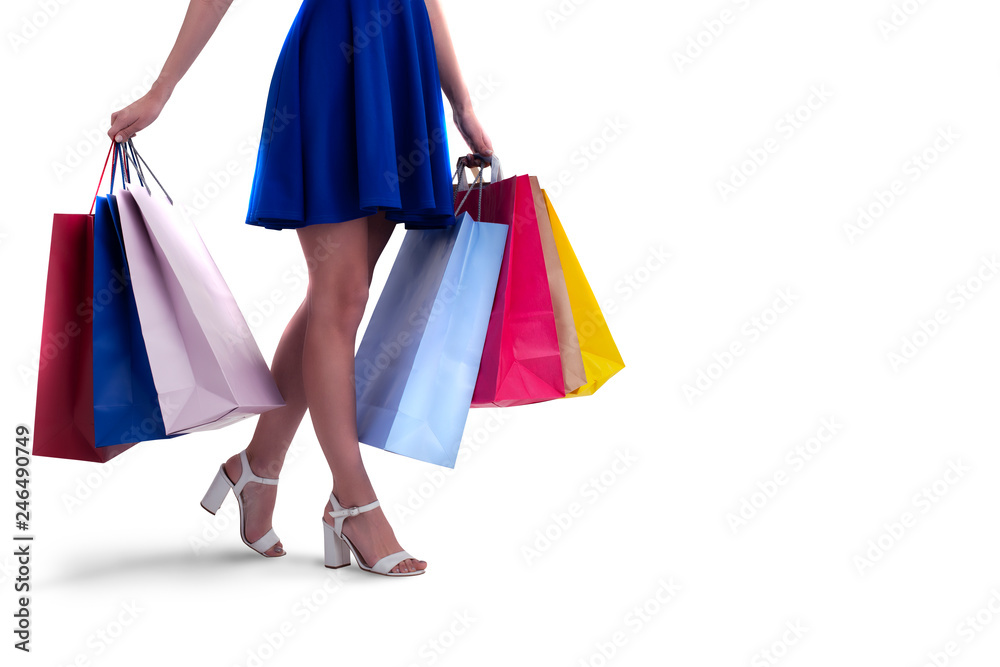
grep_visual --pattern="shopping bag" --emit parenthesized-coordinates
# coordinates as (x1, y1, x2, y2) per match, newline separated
(454, 158, 565, 407)
(529, 175, 587, 394)
(355, 211, 508, 467)
(33, 144, 136, 462)
(116, 141, 285, 434)
(92, 148, 178, 446)
(541, 189, 624, 396)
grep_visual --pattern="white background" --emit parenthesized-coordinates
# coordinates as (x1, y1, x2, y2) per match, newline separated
(3, 0, 1000, 665)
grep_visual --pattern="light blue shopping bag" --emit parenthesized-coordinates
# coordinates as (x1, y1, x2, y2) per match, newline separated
(355, 211, 508, 467)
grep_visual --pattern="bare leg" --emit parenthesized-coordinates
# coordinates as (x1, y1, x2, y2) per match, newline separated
(222, 211, 401, 559)
(297, 212, 424, 574)
(221, 297, 308, 556)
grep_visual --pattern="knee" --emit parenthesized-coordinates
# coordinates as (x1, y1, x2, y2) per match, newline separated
(306, 280, 369, 333)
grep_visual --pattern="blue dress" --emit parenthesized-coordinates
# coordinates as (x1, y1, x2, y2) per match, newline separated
(245, 0, 457, 231)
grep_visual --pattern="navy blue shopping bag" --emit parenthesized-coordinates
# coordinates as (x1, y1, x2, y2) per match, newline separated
(92, 143, 176, 447)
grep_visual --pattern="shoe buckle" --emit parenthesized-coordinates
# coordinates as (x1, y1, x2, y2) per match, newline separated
(348, 507, 360, 516)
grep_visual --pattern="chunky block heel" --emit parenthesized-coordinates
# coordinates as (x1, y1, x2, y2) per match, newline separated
(200, 468, 231, 515)
(323, 491, 424, 576)
(323, 520, 351, 568)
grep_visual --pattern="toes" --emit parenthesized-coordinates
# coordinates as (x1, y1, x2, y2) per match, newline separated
(392, 558, 423, 573)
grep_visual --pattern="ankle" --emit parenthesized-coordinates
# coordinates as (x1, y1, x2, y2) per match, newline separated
(245, 449, 283, 479)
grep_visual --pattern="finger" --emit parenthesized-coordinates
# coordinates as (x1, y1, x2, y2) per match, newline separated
(109, 108, 137, 142)
(109, 121, 128, 142)
(108, 112, 121, 141)
(113, 119, 139, 143)
(479, 132, 494, 156)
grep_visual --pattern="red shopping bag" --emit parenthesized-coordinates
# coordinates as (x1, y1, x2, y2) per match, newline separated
(33, 144, 136, 462)
(455, 161, 565, 407)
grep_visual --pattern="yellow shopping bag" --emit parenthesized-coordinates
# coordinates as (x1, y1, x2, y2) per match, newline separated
(541, 190, 625, 397)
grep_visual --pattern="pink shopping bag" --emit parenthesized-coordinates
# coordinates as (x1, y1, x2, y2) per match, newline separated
(115, 144, 284, 434)
(454, 162, 565, 407)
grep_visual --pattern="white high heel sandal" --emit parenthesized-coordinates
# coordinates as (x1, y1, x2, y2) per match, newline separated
(323, 491, 424, 576)
(201, 449, 283, 557)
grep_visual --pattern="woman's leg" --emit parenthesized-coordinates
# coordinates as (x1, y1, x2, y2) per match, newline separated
(222, 211, 401, 559)
(221, 296, 308, 556)
(298, 212, 425, 574)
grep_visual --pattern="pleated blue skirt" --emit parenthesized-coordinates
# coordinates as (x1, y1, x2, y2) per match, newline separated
(245, 0, 457, 231)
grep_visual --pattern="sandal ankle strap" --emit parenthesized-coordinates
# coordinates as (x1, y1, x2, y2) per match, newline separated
(327, 493, 380, 536)
(232, 449, 279, 494)
(328, 498, 380, 519)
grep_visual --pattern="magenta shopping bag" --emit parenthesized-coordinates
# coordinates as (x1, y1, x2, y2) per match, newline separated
(454, 160, 565, 407)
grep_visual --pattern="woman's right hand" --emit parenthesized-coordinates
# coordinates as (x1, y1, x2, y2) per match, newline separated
(107, 84, 171, 143)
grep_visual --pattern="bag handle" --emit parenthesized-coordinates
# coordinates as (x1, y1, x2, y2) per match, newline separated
(122, 138, 174, 205)
(108, 141, 128, 195)
(91, 140, 137, 213)
(90, 142, 116, 215)
(455, 153, 503, 192)
(453, 158, 489, 222)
